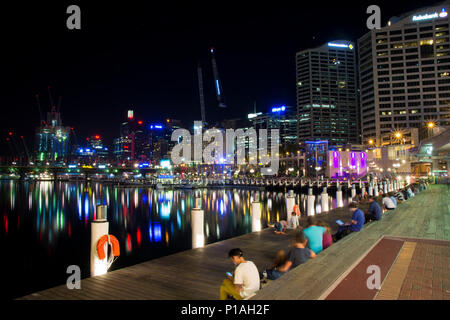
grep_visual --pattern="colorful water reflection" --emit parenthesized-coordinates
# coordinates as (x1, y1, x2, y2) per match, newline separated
(0, 181, 348, 299)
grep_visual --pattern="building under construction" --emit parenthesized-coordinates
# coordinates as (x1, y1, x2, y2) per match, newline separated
(35, 88, 71, 163)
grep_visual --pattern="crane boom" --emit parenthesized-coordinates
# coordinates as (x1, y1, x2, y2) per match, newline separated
(35, 94, 44, 126)
(210, 47, 226, 108)
(197, 61, 206, 125)
(21, 136, 30, 161)
(57, 96, 62, 113)
(48, 86, 55, 110)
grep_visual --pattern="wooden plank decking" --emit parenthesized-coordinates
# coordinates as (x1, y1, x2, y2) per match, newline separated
(19, 184, 449, 300)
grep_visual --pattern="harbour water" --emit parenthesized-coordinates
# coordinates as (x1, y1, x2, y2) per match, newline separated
(0, 180, 349, 299)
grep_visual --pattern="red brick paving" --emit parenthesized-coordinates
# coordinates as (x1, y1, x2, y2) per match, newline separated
(397, 242, 450, 300)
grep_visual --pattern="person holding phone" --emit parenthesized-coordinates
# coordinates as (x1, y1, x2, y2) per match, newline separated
(219, 248, 260, 300)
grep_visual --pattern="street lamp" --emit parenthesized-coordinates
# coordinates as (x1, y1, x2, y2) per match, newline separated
(427, 121, 436, 138)
(368, 139, 374, 145)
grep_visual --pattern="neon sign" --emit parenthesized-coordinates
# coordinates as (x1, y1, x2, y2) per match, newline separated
(271, 106, 286, 113)
(328, 42, 353, 49)
(412, 9, 447, 21)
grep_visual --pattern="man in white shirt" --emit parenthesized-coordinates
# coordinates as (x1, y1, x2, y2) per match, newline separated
(219, 248, 260, 300)
(382, 193, 396, 210)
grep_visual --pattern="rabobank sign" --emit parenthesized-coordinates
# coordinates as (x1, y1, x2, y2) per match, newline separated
(412, 8, 448, 21)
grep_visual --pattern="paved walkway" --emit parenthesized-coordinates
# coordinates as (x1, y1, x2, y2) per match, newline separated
(253, 184, 449, 300)
(20, 184, 449, 300)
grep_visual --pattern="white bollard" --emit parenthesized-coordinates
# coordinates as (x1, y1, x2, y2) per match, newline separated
(336, 188, 343, 208)
(285, 190, 295, 225)
(251, 200, 261, 232)
(351, 185, 356, 199)
(191, 198, 204, 249)
(307, 194, 315, 216)
(91, 205, 109, 277)
(321, 187, 329, 213)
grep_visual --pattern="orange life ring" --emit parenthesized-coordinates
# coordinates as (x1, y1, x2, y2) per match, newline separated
(293, 204, 300, 215)
(97, 234, 120, 260)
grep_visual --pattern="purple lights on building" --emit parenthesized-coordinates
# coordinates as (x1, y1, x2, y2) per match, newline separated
(332, 151, 340, 169)
(360, 152, 366, 169)
(328, 150, 368, 179)
(350, 152, 356, 167)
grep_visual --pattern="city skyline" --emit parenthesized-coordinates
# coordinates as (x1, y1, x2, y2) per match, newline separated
(0, 0, 438, 154)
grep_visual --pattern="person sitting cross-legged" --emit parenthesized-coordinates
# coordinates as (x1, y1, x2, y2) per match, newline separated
(365, 196, 382, 222)
(264, 231, 316, 280)
(219, 248, 260, 300)
(333, 202, 365, 241)
(303, 216, 326, 254)
(382, 193, 396, 211)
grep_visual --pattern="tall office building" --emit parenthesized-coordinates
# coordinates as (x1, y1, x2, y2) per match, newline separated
(358, 1, 450, 146)
(296, 40, 359, 145)
(250, 105, 297, 150)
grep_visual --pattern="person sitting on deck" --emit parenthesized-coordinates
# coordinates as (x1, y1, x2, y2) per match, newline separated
(394, 190, 405, 201)
(289, 211, 300, 229)
(316, 220, 333, 250)
(333, 202, 365, 241)
(406, 187, 414, 199)
(268, 220, 288, 234)
(220, 248, 260, 300)
(263, 249, 288, 280)
(388, 192, 398, 207)
(264, 231, 316, 280)
(303, 216, 326, 254)
(365, 196, 382, 222)
(382, 193, 396, 211)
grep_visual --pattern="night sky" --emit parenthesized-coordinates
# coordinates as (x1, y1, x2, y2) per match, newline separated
(0, 0, 441, 154)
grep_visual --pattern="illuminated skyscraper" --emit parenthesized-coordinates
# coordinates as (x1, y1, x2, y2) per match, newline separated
(296, 40, 359, 144)
(358, 2, 450, 146)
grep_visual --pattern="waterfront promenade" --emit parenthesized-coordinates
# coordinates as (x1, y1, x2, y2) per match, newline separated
(20, 184, 449, 300)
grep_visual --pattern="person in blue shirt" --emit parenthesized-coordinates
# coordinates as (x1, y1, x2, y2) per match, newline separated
(389, 193, 398, 207)
(365, 196, 382, 222)
(303, 217, 326, 254)
(333, 202, 365, 241)
(406, 187, 414, 199)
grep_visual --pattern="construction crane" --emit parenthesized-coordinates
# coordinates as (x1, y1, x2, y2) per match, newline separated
(48, 86, 55, 110)
(35, 94, 44, 126)
(210, 47, 227, 108)
(197, 61, 207, 126)
(20, 135, 30, 162)
(57, 95, 62, 113)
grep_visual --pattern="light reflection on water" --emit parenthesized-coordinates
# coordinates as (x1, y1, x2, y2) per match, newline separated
(0, 181, 349, 299)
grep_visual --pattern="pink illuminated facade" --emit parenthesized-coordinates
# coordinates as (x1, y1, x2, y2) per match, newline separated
(327, 150, 368, 179)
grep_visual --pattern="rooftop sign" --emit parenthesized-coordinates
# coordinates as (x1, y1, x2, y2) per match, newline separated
(327, 42, 354, 49)
(412, 8, 447, 21)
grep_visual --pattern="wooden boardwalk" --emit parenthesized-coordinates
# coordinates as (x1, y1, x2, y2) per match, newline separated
(20, 184, 449, 300)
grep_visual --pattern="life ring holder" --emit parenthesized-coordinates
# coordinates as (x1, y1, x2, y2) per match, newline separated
(97, 234, 120, 270)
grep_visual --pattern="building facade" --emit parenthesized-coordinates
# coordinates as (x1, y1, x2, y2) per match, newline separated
(35, 107, 70, 163)
(358, 2, 450, 146)
(296, 40, 359, 145)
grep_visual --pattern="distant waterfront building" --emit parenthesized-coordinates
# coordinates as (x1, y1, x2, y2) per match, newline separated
(296, 40, 359, 145)
(250, 105, 297, 150)
(73, 135, 109, 164)
(35, 106, 70, 163)
(358, 1, 450, 146)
